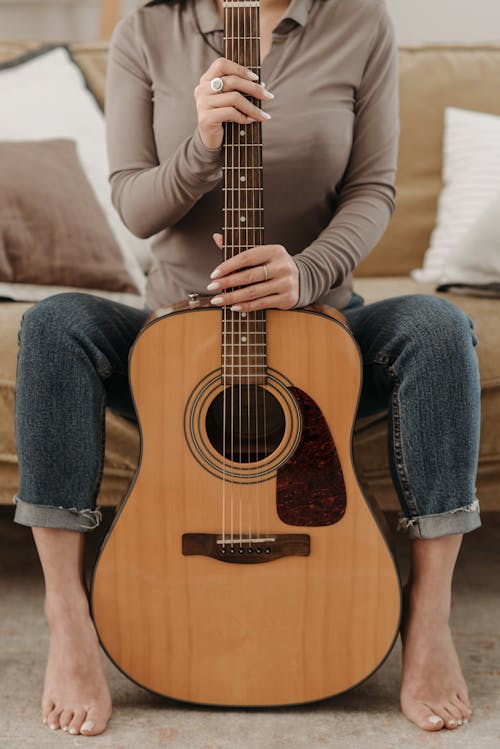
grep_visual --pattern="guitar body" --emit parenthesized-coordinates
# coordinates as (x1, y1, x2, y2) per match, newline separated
(90, 300, 401, 706)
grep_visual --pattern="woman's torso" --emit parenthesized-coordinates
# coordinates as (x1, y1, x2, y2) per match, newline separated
(126, 0, 385, 309)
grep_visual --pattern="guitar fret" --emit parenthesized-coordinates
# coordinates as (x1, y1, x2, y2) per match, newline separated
(223, 166, 263, 170)
(223, 226, 265, 230)
(222, 208, 264, 211)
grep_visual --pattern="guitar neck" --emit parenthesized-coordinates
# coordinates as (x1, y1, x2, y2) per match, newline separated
(222, 0, 264, 259)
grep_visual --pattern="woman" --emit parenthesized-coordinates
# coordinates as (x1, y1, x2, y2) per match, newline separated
(13, 0, 481, 737)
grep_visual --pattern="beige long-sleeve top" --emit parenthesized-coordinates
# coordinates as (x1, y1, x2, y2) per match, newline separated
(106, 0, 399, 310)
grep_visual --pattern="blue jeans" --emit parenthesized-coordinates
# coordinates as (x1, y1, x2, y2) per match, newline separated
(12, 290, 481, 539)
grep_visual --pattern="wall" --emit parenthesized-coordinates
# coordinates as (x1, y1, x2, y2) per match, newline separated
(0, 1, 100, 41)
(1, 0, 500, 43)
(385, 0, 500, 45)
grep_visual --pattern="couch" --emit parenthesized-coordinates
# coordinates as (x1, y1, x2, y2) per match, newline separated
(0, 41, 499, 511)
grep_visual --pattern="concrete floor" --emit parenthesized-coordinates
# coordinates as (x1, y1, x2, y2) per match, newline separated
(0, 508, 499, 749)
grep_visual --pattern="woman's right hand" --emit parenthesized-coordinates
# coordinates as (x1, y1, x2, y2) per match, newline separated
(195, 57, 275, 150)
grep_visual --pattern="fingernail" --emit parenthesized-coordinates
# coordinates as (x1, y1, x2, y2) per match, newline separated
(210, 268, 221, 279)
(62, 726, 68, 732)
(457, 720, 462, 725)
(247, 70, 259, 80)
(464, 719, 469, 724)
(69, 727, 78, 735)
(448, 719, 457, 726)
(260, 80, 266, 87)
(207, 281, 219, 291)
(230, 305, 241, 312)
(261, 111, 272, 120)
(81, 720, 95, 732)
(427, 715, 443, 725)
(42, 718, 47, 724)
(210, 296, 224, 305)
(49, 724, 57, 730)
(263, 90, 275, 99)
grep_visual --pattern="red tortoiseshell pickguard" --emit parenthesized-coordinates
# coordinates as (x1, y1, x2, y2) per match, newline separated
(276, 387, 346, 526)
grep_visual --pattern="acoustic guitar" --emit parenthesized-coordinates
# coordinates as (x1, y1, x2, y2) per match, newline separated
(90, 0, 401, 706)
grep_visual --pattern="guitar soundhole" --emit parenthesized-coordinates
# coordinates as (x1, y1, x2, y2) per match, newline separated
(205, 386, 286, 463)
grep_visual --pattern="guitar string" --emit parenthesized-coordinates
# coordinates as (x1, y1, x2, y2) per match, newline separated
(222, 0, 228, 549)
(237, 1, 243, 549)
(249, 1, 258, 547)
(243, 0, 251, 548)
(255, 0, 269, 548)
(231, 2, 236, 544)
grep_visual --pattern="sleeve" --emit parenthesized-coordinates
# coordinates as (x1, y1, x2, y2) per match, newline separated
(292, 5, 400, 307)
(105, 15, 224, 239)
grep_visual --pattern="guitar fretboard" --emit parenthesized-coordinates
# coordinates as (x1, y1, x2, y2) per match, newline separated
(222, 0, 266, 385)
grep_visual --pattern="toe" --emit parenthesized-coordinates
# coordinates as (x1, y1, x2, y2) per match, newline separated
(457, 688, 472, 713)
(42, 699, 55, 725)
(402, 700, 444, 731)
(46, 706, 62, 731)
(445, 700, 463, 726)
(59, 709, 74, 732)
(453, 695, 472, 722)
(443, 702, 463, 727)
(68, 709, 87, 735)
(429, 704, 459, 729)
(79, 706, 111, 736)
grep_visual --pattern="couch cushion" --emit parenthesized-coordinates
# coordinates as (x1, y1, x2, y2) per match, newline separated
(357, 46, 500, 277)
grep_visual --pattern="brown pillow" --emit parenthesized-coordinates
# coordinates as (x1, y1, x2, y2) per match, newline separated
(0, 138, 138, 292)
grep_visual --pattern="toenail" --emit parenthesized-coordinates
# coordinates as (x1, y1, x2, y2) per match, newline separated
(427, 715, 443, 725)
(448, 720, 457, 726)
(81, 720, 95, 732)
(49, 724, 57, 730)
(62, 726, 68, 732)
(69, 728, 78, 735)
(464, 719, 469, 724)
(457, 720, 462, 725)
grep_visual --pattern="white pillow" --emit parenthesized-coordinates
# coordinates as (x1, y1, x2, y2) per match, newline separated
(438, 192, 500, 285)
(0, 45, 149, 304)
(412, 107, 500, 283)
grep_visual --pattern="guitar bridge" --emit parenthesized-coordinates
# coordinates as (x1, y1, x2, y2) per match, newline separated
(182, 533, 310, 564)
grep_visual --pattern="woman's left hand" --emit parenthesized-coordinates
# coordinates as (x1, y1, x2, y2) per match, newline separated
(207, 232, 300, 312)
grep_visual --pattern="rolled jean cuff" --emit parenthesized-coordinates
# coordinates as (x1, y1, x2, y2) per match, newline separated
(397, 498, 481, 539)
(12, 495, 102, 532)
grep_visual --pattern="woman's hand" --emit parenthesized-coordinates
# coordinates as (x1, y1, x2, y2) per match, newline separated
(195, 57, 274, 150)
(207, 233, 300, 312)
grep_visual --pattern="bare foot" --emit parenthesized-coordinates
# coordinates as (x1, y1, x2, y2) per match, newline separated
(400, 583, 472, 731)
(41, 590, 112, 736)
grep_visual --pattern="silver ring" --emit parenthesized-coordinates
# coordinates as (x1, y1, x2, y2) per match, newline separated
(210, 76, 224, 93)
(262, 264, 269, 282)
